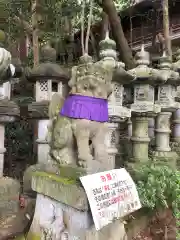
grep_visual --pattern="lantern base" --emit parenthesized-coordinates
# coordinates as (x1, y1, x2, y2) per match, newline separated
(151, 150, 178, 168)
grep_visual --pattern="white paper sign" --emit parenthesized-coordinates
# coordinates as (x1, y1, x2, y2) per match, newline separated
(80, 168, 141, 231)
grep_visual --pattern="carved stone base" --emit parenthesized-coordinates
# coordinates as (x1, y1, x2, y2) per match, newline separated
(151, 151, 178, 168)
(131, 116, 150, 162)
(27, 171, 127, 240)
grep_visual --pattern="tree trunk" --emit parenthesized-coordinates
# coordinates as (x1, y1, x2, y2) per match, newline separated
(101, 12, 109, 40)
(19, 34, 28, 62)
(13, 15, 33, 41)
(163, 0, 172, 59)
(31, 0, 39, 67)
(100, 0, 135, 69)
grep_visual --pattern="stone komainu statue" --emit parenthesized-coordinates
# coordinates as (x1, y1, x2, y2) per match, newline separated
(48, 52, 117, 170)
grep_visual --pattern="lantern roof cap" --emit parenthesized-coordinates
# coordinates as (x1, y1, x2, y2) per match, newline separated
(26, 43, 70, 83)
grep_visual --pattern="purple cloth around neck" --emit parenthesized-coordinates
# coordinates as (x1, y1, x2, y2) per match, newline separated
(60, 94, 108, 122)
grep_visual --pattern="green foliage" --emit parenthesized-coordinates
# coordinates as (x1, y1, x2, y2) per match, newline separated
(0, 0, 132, 44)
(133, 163, 179, 211)
(114, 0, 132, 11)
(132, 163, 180, 238)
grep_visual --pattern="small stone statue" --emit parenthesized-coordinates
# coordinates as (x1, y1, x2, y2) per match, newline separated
(48, 34, 118, 172)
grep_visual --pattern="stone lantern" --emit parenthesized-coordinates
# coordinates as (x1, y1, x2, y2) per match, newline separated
(0, 46, 21, 176)
(101, 35, 134, 167)
(27, 43, 70, 164)
(0, 45, 21, 234)
(152, 53, 180, 166)
(98, 33, 134, 167)
(127, 45, 161, 164)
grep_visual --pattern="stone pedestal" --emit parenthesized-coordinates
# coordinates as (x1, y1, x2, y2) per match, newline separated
(131, 116, 150, 162)
(172, 109, 180, 143)
(127, 118, 132, 138)
(170, 109, 180, 167)
(155, 112, 172, 152)
(28, 101, 50, 164)
(25, 101, 52, 194)
(148, 118, 155, 139)
(105, 122, 119, 168)
(152, 112, 178, 167)
(116, 120, 132, 167)
(37, 119, 50, 164)
(27, 171, 127, 240)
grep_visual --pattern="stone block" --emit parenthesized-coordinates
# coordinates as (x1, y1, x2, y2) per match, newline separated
(23, 163, 86, 195)
(31, 170, 88, 211)
(27, 193, 127, 240)
(27, 194, 92, 240)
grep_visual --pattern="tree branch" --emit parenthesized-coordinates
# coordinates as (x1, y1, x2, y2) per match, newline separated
(163, 0, 172, 59)
(85, 0, 93, 54)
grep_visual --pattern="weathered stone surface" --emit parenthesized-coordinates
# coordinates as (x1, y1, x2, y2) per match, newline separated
(28, 101, 49, 119)
(26, 44, 70, 83)
(23, 164, 40, 195)
(31, 171, 88, 211)
(23, 163, 86, 194)
(0, 177, 20, 218)
(152, 151, 178, 169)
(0, 99, 19, 120)
(27, 194, 92, 240)
(172, 109, 180, 142)
(86, 220, 127, 240)
(130, 116, 150, 162)
(125, 210, 151, 240)
(0, 197, 35, 240)
(27, 193, 127, 240)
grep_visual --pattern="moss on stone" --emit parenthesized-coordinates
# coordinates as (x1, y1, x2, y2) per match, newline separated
(59, 165, 86, 181)
(32, 164, 86, 185)
(14, 234, 26, 240)
(32, 170, 78, 185)
(32, 169, 88, 210)
(26, 232, 41, 240)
